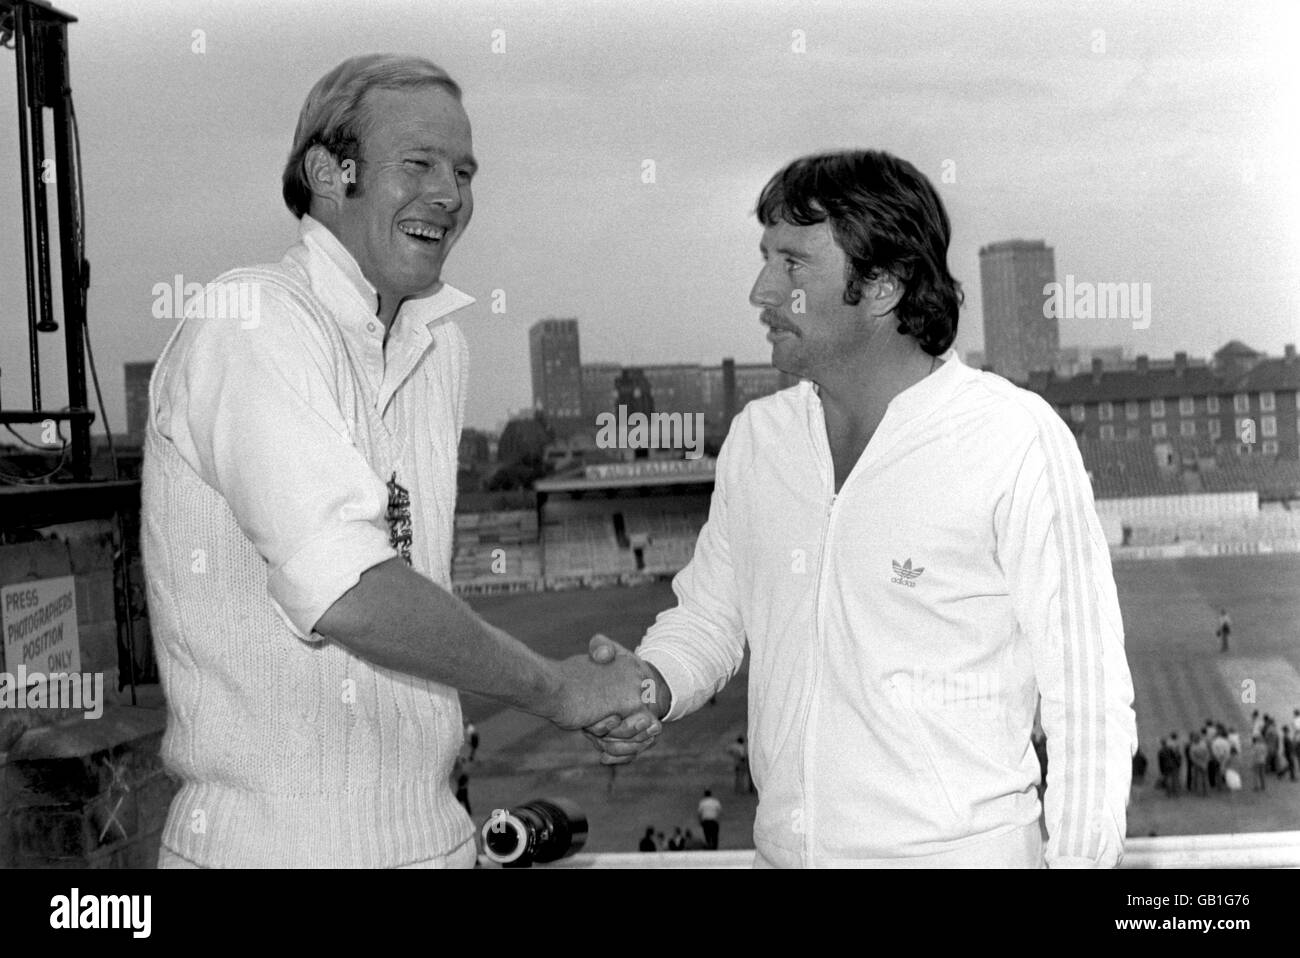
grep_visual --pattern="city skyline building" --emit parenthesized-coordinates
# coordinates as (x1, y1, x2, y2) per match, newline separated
(580, 362, 622, 426)
(528, 318, 584, 438)
(124, 361, 155, 443)
(979, 239, 1059, 383)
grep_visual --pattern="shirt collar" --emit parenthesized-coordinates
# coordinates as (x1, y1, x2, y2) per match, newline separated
(297, 214, 475, 332)
(806, 346, 961, 410)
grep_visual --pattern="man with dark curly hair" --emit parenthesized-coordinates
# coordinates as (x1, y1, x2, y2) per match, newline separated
(585, 150, 1137, 868)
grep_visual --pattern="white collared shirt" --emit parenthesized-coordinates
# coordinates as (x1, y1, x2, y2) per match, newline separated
(154, 214, 475, 636)
(142, 214, 478, 866)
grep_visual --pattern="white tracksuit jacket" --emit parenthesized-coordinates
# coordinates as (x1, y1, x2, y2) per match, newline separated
(637, 353, 1137, 868)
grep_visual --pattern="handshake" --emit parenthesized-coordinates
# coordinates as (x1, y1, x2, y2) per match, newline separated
(545, 635, 669, 765)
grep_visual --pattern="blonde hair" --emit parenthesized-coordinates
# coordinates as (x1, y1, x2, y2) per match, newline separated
(282, 53, 462, 218)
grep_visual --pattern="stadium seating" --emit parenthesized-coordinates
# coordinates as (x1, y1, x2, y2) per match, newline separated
(1122, 511, 1300, 548)
(451, 505, 711, 592)
(1079, 432, 1300, 552)
(451, 511, 542, 593)
(1199, 457, 1300, 499)
(1079, 437, 1300, 501)
(541, 515, 638, 583)
(1094, 492, 1258, 522)
(451, 433, 1300, 590)
(1078, 439, 1186, 498)
(623, 510, 707, 574)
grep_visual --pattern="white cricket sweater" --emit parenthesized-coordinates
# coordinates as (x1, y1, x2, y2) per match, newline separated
(141, 217, 476, 866)
(638, 354, 1138, 868)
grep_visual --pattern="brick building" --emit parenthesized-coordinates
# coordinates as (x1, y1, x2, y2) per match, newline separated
(1033, 342, 1300, 462)
(529, 318, 584, 438)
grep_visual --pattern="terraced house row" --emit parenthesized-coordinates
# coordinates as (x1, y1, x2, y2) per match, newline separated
(1032, 341, 1299, 461)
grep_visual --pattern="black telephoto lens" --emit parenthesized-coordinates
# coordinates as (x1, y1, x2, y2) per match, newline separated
(481, 797, 588, 868)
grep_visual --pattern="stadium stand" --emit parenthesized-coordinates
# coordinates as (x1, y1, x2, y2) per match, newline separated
(449, 431, 1300, 591)
(1077, 434, 1300, 556)
(1118, 512, 1300, 548)
(1092, 489, 1300, 555)
(1078, 438, 1186, 498)
(1199, 456, 1300, 500)
(541, 514, 638, 586)
(1093, 492, 1259, 522)
(451, 511, 542, 595)
(623, 508, 707, 574)
(1079, 437, 1300, 502)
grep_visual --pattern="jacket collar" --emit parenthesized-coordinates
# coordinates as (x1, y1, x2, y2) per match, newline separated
(805, 346, 964, 421)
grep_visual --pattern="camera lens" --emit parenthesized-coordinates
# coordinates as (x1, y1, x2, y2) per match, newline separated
(481, 797, 588, 867)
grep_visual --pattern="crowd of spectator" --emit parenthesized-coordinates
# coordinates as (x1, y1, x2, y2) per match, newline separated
(1151, 709, 1298, 796)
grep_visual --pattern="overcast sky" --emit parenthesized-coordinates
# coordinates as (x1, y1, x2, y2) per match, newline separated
(1, 0, 1297, 434)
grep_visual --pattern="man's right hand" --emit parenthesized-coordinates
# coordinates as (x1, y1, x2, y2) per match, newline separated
(580, 635, 670, 764)
(544, 636, 660, 732)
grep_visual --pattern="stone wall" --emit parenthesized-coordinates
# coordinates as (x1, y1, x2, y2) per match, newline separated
(1, 517, 172, 868)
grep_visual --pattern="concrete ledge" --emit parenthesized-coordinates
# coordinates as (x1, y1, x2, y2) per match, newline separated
(546, 849, 754, 868)
(543, 831, 1300, 868)
(5, 706, 167, 762)
(1121, 830, 1300, 868)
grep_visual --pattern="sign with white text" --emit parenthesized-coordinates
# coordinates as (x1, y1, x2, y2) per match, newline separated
(2, 576, 81, 678)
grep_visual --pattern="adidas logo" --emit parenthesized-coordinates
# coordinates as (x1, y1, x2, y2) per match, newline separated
(890, 558, 924, 588)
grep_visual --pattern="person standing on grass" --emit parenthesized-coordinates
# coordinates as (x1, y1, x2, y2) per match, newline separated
(1264, 717, 1281, 775)
(727, 735, 753, 794)
(1209, 729, 1231, 790)
(1156, 738, 1174, 794)
(1251, 736, 1269, 791)
(1169, 735, 1183, 795)
(1131, 745, 1147, 787)
(1216, 608, 1231, 653)
(1188, 734, 1210, 797)
(638, 827, 657, 852)
(1280, 726, 1297, 782)
(698, 789, 722, 850)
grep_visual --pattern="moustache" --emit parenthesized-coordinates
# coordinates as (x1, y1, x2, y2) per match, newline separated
(761, 312, 800, 334)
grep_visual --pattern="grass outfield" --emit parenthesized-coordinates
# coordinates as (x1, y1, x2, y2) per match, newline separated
(461, 553, 1300, 854)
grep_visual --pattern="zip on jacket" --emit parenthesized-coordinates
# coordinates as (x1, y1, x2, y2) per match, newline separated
(637, 352, 1137, 868)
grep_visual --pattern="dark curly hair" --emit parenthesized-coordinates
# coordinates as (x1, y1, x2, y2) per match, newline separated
(755, 150, 963, 356)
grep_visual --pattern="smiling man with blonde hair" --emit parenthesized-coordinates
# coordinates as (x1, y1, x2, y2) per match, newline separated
(142, 54, 657, 869)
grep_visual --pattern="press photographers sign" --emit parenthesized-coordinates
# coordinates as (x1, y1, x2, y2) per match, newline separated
(2, 576, 81, 677)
